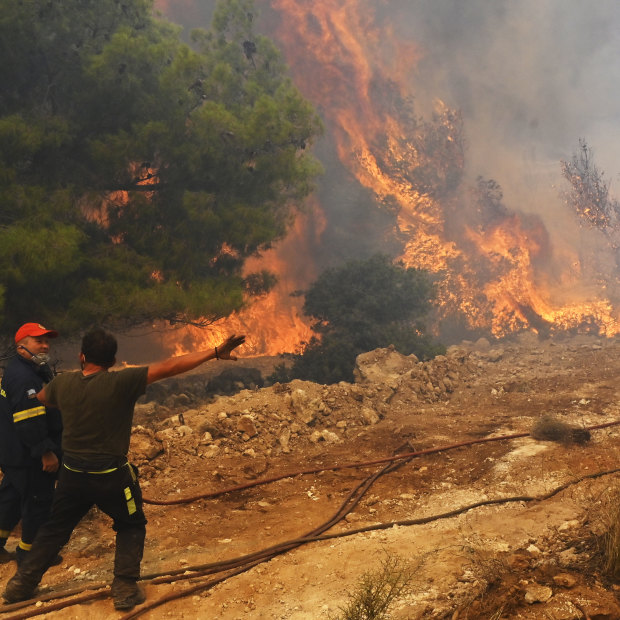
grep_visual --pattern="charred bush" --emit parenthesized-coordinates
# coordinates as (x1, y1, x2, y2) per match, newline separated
(530, 414, 591, 445)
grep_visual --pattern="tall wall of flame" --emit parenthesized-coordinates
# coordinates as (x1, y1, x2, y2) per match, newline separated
(151, 0, 620, 356)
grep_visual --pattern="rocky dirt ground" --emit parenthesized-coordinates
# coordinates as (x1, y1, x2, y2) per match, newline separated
(3, 332, 620, 618)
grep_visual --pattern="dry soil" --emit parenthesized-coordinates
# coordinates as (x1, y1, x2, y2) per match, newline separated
(3, 333, 620, 619)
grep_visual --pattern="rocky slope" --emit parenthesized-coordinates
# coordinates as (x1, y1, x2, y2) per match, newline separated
(3, 333, 620, 618)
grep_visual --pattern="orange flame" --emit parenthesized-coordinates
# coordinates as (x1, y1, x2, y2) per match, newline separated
(267, 0, 620, 338)
(164, 202, 325, 356)
(153, 0, 620, 349)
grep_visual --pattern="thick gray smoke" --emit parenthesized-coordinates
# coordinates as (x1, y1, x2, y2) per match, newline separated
(161, 0, 620, 207)
(388, 0, 620, 212)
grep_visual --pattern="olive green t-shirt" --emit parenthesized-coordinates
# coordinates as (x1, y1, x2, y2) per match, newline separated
(44, 366, 148, 461)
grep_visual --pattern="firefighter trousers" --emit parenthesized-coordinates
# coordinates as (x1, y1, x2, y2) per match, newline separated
(0, 465, 56, 545)
(16, 462, 147, 586)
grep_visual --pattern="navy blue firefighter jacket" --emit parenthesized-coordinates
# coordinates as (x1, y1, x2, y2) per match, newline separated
(0, 355, 62, 468)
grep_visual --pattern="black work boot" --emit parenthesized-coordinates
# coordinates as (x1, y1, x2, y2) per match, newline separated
(111, 577, 145, 611)
(14, 547, 27, 567)
(2, 573, 38, 604)
(0, 547, 15, 564)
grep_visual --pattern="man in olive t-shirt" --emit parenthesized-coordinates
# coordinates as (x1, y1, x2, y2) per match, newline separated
(3, 327, 245, 611)
(46, 365, 148, 465)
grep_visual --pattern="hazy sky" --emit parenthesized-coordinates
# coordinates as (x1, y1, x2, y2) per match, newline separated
(388, 0, 620, 203)
(157, 1, 620, 212)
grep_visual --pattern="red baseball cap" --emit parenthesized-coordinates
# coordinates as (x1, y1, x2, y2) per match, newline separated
(14, 323, 59, 343)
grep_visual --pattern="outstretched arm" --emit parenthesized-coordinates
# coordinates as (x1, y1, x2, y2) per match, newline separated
(146, 334, 246, 385)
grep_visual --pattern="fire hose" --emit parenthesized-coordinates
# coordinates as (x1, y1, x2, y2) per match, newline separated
(140, 419, 620, 506)
(2, 418, 620, 618)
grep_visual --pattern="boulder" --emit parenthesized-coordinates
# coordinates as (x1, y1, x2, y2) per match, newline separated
(129, 429, 163, 461)
(354, 346, 419, 384)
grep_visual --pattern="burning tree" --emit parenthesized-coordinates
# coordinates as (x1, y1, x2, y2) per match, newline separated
(560, 138, 620, 287)
(561, 139, 620, 231)
(0, 0, 323, 334)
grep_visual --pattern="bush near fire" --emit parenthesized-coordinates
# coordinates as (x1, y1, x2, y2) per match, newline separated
(271, 255, 445, 384)
(0, 0, 323, 336)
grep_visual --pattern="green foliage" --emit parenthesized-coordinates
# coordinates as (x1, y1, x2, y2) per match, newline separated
(303, 255, 434, 334)
(273, 255, 444, 384)
(0, 0, 323, 333)
(329, 553, 414, 620)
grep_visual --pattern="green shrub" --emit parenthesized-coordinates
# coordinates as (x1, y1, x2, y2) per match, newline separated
(274, 255, 445, 384)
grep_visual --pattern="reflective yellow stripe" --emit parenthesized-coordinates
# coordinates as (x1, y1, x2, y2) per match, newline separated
(63, 463, 118, 475)
(18, 541, 32, 551)
(13, 406, 45, 423)
(124, 486, 136, 515)
(0, 388, 5, 398)
(0, 529, 11, 539)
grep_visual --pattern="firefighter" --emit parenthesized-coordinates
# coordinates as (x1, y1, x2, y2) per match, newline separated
(0, 323, 63, 566)
(2, 327, 245, 611)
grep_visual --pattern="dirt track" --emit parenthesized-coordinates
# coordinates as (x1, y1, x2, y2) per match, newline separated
(3, 333, 620, 618)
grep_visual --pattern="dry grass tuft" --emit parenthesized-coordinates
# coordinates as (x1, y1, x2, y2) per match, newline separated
(598, 486, 620, 579)
(330, 553, 414, 620)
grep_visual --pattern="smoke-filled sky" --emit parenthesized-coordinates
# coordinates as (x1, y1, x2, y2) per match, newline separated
(158, 0, 620, 219)
(392, 0, 620, 206)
